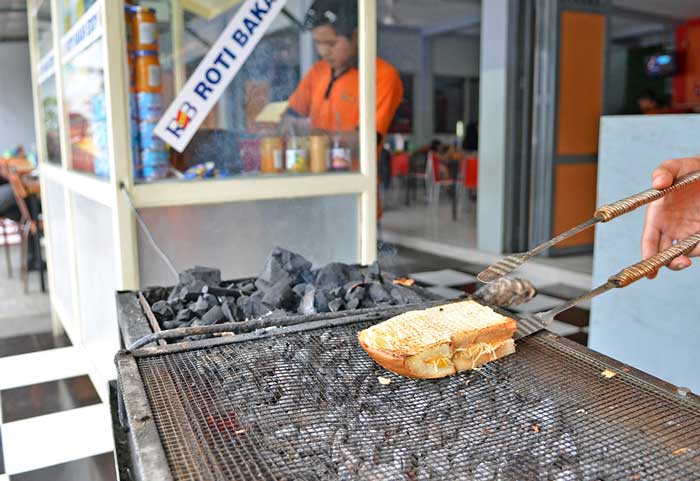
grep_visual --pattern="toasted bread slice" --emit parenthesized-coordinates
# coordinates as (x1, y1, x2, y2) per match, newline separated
(358, 300, 516, 379)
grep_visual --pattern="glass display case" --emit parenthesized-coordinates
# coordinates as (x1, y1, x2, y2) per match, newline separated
(27, 0, 379, 399)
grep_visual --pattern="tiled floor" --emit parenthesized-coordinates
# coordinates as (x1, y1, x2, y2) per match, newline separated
(0, 243, 116, 481)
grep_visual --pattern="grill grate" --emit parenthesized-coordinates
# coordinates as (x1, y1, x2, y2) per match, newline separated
(135, 323, 700, 481)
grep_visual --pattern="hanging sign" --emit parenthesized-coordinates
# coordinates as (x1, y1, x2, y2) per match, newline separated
(61, 1, 103, 64)
(154, 0, 288, 152)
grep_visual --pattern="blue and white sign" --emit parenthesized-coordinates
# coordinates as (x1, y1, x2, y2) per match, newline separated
(154, 0, 288, 152)
(61, 1, 102, 64)
(38, 51, 55, 84)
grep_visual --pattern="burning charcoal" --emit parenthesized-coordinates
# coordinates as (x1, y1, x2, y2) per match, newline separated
(261, 275, 295, 309)
(315, 262, 350, 287)
(328, 298, 344, 312)
(221, 300, 237, 323)
(162, 320, 183, 330)
(368, 283, 392, 304)
(150, 300, 174, 321)
(390, 285, 424, 305)
(298, 285, 316, 315)
(175, 308, 195, 324)
(200, 305, 225, 326)
(189, 296, 209, 317)
(346, 298, 360, 310)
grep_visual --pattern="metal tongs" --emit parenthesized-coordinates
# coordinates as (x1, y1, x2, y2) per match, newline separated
(514, 230, 700, 338)
(477, 171, 700, 283)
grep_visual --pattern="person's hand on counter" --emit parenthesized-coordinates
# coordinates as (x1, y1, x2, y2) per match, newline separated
(642, 157, 700, 277)
(279, 114, 312, 138)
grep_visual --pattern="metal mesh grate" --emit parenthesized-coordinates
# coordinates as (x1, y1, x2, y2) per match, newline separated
(136, 323, 700, 481)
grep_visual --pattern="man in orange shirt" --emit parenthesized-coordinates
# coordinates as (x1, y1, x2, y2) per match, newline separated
(283, 0, 403, 216)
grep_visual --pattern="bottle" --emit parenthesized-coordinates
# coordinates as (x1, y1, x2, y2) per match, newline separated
(285, 136, 308, 173)
(330, 136, 351, 171)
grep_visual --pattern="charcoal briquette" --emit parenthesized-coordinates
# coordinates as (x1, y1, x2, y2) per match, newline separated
(346, 298, 360, 310)
(221, 300, 237, 323)
(328, 298, 344, 312)
(261, 275, 295, 309)
(161, 320, 183, 330)
(315, 262, 350, 287)
(254, 278, 272, 292)
(175, 308, 195, 323)
(314, 289, 329, 313)
(390, 285, 424, 304)
(368, 283, 392, 303)
(190, 296, 209, 316)
(292, 283, 307, 297)
(200, 305, 225, 326)
(202, 293, 219, 308)
(150, 300, 174, 321)
(238, 281, 256, 295)
(298, 285, 316, 315)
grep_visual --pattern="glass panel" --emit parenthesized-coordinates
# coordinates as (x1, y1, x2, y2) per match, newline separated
(137, 195, 360, 286)
(63, 38, 110, 178)
(38, 75, 62, 165)
(62, 0, 98, 33)
(36, 0, 54, 57)
(128, 0, 387, 183)
(44, 179, 73, 322)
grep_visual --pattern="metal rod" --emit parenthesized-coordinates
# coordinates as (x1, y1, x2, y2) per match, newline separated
(536, 282, 614, 323)
(138, 293, 166, 347)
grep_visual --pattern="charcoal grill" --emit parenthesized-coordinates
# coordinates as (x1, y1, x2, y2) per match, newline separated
(115, 278, 440, 350)
(115, 306, 700, 481)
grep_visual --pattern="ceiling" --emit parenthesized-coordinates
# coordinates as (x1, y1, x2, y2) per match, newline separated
(0, 0, 696, 44)
(0, 0, 27, 42)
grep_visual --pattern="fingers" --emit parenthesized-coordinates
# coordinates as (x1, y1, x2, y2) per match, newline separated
(668, 255, 693, 271)
(641, 209, 660, 260)
(651, 157, 700, 189)
(651, 160, 680, 189)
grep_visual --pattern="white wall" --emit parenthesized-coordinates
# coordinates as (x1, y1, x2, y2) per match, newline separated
(0, 42, 36, 152)
(592, 114, 700, 393)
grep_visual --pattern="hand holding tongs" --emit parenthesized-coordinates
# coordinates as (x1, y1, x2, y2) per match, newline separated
(515, 230, 700, 338)
(478, 171, 700, 283)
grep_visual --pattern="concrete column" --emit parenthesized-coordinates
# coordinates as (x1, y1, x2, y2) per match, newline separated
(477, 0, 510, 253)
(414, 36, 433, 146)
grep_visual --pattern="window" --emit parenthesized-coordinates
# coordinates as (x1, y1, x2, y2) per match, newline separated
(434, 75, 465, 134)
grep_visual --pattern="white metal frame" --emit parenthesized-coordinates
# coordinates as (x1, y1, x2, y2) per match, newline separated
(27, 0, 378, 398)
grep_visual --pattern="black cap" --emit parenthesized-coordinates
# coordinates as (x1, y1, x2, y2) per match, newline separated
(303, 0, 357, 38)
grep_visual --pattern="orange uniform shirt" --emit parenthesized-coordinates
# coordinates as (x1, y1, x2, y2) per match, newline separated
(288, 57, 403, 141)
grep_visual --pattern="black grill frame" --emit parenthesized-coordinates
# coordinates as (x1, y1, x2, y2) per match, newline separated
(115, 309, 700, 481)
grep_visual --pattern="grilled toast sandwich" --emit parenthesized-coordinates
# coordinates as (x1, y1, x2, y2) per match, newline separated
(358, 300, 516, 379)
